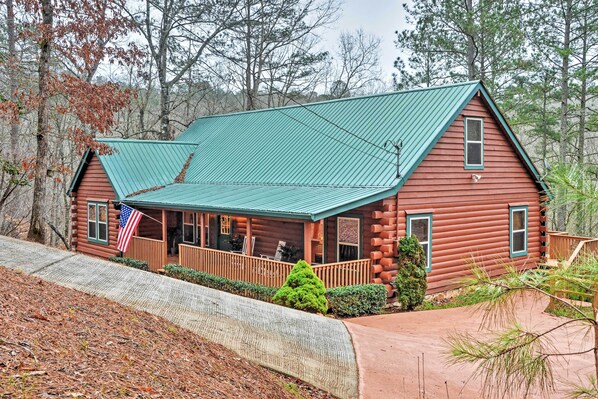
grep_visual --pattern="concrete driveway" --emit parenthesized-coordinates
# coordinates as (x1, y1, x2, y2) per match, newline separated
(0, 236, 358, 399)
(345, 293, 595, 398)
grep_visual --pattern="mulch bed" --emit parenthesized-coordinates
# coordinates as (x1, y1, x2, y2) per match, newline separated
(0, 266, 334, 398)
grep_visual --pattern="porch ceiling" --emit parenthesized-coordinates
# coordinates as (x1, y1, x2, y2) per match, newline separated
(123, 182, 395, 221)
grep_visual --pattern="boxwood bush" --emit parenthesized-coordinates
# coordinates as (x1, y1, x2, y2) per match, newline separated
(163, 264, 278, 302)
(326, 284, 387, 317)
(108, 256, 149, 271)
(395, 235, 428, 310)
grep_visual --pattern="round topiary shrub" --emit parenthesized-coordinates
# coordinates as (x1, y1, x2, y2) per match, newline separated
(273, 260, 328, 314)
(395, 235, 428, 310)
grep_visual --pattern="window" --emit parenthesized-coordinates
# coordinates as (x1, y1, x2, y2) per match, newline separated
(183, 212, 195, 243)
(220, 215, 231, 235)
(87, 201, 108, 244)
(510, 206, 528, 257)
(337, 217, 360, 261)
(407, 214, 432, 271)
(196, 213, 210, 246)
(465, 118, 484, 169)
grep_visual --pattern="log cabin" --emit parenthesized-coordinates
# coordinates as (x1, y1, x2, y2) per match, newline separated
(68, 81, 550, 297)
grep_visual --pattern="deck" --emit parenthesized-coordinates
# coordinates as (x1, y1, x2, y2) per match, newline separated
(542, 231, 598, 267)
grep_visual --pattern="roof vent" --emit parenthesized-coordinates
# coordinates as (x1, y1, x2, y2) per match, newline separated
(384, 139, 403, 178)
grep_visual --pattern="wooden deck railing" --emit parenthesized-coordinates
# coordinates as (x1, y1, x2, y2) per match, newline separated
(125, 236, 166, 272)
(178, 244, 372, 288)
(548, 231, 598, 265)
(313, 259, 372, 288)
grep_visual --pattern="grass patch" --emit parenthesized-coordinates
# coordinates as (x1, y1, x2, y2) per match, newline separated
(545, 301, 594, 320)
(415, 287, 498, 311)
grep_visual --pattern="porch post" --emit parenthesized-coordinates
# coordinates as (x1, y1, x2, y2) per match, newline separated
(162, 209, 167, 265)
(246, 217, 253, 257)
(304, 221, 313, 264)
(199, 212, 205, 248)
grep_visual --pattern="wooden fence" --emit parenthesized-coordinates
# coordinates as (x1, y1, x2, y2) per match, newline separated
(178, 244, 372, 288)
(125, 236, 165, 272)
(548, 231, 598, 266)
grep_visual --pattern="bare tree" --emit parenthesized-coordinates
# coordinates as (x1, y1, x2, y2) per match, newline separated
(328, 29, 383, 99)
(128, 0, 241, 140)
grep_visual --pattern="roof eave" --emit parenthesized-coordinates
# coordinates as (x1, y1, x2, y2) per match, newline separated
(67, 148, 93, 196)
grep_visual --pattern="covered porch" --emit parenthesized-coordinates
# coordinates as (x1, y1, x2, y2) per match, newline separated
(124, 208, 373, 289)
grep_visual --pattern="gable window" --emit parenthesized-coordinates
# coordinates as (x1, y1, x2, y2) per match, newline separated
(196, 213, 210, 246)
(337, 217, 360, 261)
(220, 215, 231, 235)
(88, 201, 108, 244)
(183, 212, 196, 243)
(465, 118, 484, 169)
(510, 206, 528, 257)
(406, 214, 432, 272)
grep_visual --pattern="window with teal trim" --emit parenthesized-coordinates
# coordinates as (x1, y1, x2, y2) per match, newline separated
(407, 214, 432, 271)
(510, 206, 528, 257)
(465, 118, 484, 169)
(87, 201, 108, 244)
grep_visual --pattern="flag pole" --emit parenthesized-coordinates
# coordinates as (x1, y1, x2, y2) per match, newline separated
(119, 202, 163, 225)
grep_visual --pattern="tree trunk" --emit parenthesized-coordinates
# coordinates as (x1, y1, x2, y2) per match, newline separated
(556, 0, 572, 232)
(244, 0, 255, 110)
(465, 0, 476, 80)
(159, 82, 171, 140)
(6, 0, 19, 162)
(28, 0, 53, 243)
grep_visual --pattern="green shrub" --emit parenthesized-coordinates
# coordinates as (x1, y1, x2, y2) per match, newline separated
(273, 260, 328, 314)
(163, 264, 278, 302)
(108, 256, 149, 271)
(395, 235, 427, 310)
(326, 284, 387, 317)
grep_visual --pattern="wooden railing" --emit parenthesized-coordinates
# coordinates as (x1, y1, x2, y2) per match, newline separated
(125, 236, 166, 272)
(178, 244, 372, 288)
(313, 259, 372, 288)
(548, 231, 598, 265)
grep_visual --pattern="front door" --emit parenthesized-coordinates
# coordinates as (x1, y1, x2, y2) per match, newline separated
(217, 215, 232, 250)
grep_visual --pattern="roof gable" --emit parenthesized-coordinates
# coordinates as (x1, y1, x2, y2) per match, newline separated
(68, 140, 197, 200)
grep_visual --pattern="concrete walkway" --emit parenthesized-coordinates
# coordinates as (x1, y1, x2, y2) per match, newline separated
(0, 236, 358, 399)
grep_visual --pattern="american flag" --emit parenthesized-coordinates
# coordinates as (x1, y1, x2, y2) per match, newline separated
(117, 204, 142, 253)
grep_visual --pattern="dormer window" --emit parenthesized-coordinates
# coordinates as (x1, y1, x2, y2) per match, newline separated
(465, 118, 484, 169)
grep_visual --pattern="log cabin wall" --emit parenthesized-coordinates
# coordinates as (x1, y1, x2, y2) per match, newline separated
(231, 217, 304, 258)
(396, 95, 543, 293)
(71, 153, 120, 259)
(137, 208, 163, 240)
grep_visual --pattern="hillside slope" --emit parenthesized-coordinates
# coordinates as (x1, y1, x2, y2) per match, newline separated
(0, 266, 331, 398)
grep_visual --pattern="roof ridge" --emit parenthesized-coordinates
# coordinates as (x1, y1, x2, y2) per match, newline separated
(183, 81, 481, 123)
(174, 181, 396, 189)
(98, 138, 197, 146)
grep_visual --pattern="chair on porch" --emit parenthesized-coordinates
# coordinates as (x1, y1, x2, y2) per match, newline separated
(260, 241, 286, 261)
(231, 236, 256, 256)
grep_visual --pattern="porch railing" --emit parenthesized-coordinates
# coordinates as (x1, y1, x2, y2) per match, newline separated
(548, 231, 598, 265)
(178, 244, 372, 288)
(125, 236, 166, 272)
(313, 259, 372, 288)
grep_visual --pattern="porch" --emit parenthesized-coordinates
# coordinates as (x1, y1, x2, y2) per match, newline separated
(123, 208, 374, 289)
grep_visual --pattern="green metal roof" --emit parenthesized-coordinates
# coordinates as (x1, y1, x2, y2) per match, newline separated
(125, 183, 395, 221)
(68, 139, 198, 200)
(177, 81, 481, 188)
(69, 81, 548, 219)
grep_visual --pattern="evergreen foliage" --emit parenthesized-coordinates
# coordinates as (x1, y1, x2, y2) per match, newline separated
(395, 236, 428, 310)
(326, 284, 387, 317)
(273, 260, 328, 314)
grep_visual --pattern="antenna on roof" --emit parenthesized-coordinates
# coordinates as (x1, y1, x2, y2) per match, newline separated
(384, 139, 403, 178)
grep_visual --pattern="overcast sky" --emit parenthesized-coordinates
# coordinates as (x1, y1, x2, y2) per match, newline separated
(325, 0, 409, 83)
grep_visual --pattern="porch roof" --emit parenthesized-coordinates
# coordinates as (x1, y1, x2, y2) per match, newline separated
(123, 183, 395, 221)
